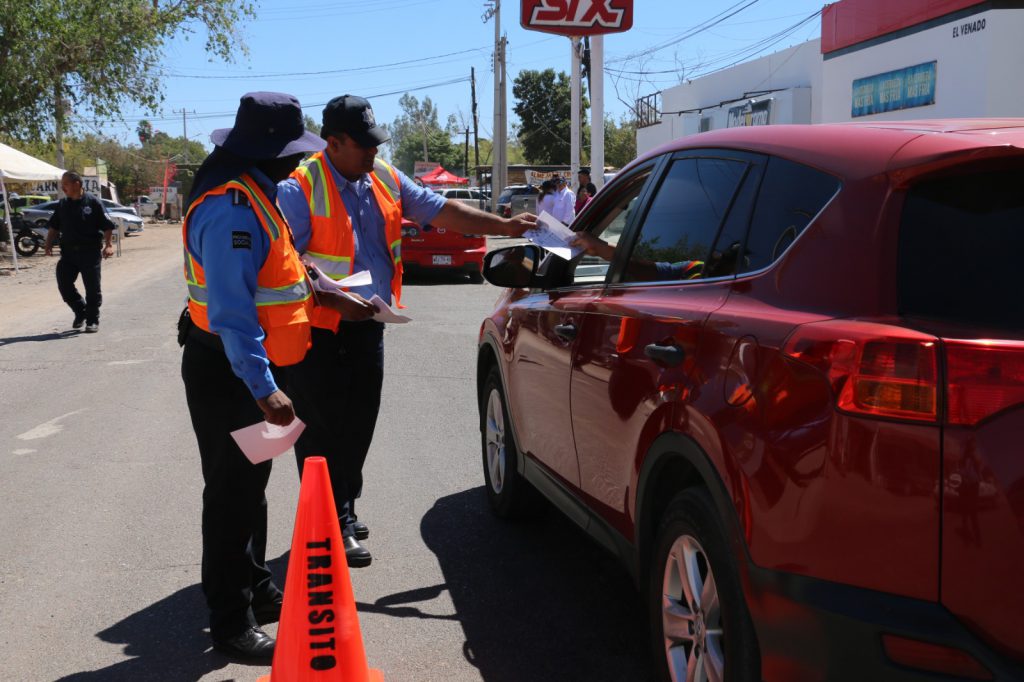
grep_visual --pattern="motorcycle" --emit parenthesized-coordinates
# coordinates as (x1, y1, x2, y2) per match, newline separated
(11, 216, 46, 257)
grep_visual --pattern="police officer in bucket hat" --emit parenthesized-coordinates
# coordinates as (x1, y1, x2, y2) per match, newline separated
(180, 92, 371, 661)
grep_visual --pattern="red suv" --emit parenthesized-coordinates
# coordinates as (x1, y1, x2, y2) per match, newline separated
(476, 120, 1024, 682)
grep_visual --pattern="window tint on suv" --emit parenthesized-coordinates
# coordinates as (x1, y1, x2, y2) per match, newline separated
(900, 168, 1024, 329)
(569, 169, 652, 286)
(623, 157, 748, 283)
(739, 157, 839, 273)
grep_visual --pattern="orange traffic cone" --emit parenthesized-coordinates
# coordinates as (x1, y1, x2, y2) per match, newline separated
(258, 456, 383, 682)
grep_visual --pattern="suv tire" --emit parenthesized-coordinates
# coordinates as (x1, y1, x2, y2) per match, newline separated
(649, 489, 759, 682)
(480, 365, 540, 518)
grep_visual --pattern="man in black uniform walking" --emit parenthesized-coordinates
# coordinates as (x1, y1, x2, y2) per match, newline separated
(44, 171, 116, 332)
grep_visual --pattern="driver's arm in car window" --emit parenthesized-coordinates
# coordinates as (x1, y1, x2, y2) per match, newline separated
(571, 231, 703, 282)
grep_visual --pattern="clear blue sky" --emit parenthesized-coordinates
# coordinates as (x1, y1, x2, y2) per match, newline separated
(81, 0, 827, 156)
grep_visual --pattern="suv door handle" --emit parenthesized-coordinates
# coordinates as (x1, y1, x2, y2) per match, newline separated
(554, 323, 578, 340)
(644, 343, 685, 367)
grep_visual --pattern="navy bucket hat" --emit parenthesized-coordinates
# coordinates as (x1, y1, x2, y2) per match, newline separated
(210, 92, 326, 160)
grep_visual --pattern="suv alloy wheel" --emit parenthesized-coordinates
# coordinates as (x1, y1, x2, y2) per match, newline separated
(480, 366, 540, 518)
(651, 489, 759, 682)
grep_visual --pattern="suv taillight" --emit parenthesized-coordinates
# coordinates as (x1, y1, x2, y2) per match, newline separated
(945, 339, 1024, 425)
(783, 321, 939, 423)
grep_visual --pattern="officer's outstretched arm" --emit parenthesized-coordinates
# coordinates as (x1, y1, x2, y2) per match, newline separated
(433, 199, 536, 238)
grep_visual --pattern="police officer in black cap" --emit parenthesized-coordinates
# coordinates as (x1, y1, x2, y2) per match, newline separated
(278, 94, 535, 568)
(44, 171, 116, 333)
(181, 91, 369, 661)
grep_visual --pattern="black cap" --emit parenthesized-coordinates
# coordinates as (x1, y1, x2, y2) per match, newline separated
(210, 92, 325, 160)
(322, 94, 390, 148)
(578, 167, 591, 176)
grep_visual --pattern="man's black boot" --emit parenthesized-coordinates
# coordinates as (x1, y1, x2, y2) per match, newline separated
(344, 535, 372, 568)
(212, 626, 275, 661)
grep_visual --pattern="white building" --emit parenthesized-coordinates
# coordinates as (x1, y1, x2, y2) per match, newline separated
(637, 0, 1024, 155)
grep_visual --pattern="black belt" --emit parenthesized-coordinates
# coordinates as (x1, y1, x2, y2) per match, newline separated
(187, 325, 225, 353)
(60, 242, 101, 252)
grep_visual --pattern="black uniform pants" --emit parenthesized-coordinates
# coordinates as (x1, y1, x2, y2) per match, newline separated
(56, 247, 102, 323)
(181, 332, 280, 639)
(286, 321, 384, 538)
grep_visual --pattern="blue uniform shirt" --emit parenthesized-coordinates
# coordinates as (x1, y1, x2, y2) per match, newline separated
(277, 155, 446, 304)
(185, 167, 280, 400)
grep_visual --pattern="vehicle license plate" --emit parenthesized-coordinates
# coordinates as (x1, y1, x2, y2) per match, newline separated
(432, 255, 453, 266)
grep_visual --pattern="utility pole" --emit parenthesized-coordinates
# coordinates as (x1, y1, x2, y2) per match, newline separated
(174, 109, 197, 163)
(464, 128, 470, 179)
(471, 67, 480, 185)
(591, 35, 605, 190)
(484, 0, 506, 212)
(570, 37, 581, 188)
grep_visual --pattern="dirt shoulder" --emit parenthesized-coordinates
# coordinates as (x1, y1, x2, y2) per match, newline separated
(0, 221, 183, 334)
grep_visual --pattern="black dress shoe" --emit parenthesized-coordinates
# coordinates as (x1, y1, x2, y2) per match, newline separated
(253, 595, 283, 625)
(353, 520, 369, 541)
(344, 535, 372, 568)
(213, 626, 275, 661)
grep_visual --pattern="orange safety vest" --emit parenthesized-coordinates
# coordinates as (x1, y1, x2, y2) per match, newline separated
(290, 153, 404, 331)
(182, 173, 314, 367)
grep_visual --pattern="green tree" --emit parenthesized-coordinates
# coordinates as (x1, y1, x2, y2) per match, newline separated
(383, 94, 463, 177)
(603, 115, 637, 169)
(303, 115, 321, 137)
(512, 69, 588, 164)
(0, 1, 254, 142)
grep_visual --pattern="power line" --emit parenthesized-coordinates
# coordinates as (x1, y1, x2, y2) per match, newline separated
(162, 46, 490, 80)
(71, 75, 472, 127)
(607, 0, 763, 65)
(607, 10, 821, 84)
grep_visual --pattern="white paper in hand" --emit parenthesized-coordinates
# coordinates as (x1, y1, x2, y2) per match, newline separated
(369, 294, 411, 323)
(230, 418, 306, 464)
(303, 261, 373, 295)
(523, 211, 584, 260)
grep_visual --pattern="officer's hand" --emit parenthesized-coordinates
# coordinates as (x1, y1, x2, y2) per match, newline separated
(319, 291, 379, 321)
(257, 390, 295, 426)
(504, 212, 537, 237)
(102, 244, 114, 259)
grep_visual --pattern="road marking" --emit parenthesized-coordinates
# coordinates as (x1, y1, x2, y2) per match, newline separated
(17, 409, 85, 440)
(12, 448, 36, 455)
(107, 359, 149, 366)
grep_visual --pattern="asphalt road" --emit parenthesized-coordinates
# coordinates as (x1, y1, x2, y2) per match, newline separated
(0, 235, 652, 682)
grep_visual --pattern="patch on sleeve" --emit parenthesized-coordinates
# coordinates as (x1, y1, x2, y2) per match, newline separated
(232, 231, 252, 250)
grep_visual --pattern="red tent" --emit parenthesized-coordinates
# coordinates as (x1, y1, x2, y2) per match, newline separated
(419, 166, 468, 186)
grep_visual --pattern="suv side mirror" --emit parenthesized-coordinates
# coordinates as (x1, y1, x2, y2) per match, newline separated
(483, 245, 542, 288)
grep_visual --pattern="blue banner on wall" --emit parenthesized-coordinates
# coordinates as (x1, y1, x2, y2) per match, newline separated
(851, 61, 937, 117)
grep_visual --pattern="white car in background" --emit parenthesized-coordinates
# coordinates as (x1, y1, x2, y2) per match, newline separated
(434, 187, 489, 212)
(21, 200, 144, 238)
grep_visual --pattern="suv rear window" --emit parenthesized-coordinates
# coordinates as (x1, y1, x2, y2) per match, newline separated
(739, 157, 839, 273)
(899, 168, 1024, 329)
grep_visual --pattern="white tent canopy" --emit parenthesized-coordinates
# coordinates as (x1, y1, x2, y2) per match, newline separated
(0, 141, 64, 181)
(0, 142, 65, 272)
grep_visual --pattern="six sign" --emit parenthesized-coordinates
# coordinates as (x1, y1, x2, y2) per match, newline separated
(520, 0, 633, 37)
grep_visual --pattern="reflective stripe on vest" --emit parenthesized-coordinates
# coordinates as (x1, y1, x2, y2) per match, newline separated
(294, 155, 402, 280)
(184, 177, 308, 307)
(182, 173, 313, 368)
(291, 154, 405, 331)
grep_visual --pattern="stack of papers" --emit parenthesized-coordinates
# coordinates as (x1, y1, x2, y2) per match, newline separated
(303, 261, 411, 324)
(523, 211, 584, 260)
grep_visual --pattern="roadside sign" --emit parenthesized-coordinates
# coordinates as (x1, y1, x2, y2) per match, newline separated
(520, 0, 633, 37)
